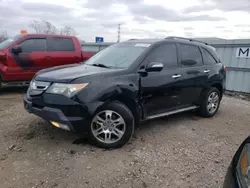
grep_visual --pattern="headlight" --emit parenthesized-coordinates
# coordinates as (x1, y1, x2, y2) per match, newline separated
(237, 143, 250, 187)
(46, 83, 88, 98)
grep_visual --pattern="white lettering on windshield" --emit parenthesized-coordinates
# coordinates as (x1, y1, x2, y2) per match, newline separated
(134, 43, 151, 47)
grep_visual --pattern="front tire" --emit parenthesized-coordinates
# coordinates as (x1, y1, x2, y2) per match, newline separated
(88, 101, 134, 148)
(199, 87, 221, 117)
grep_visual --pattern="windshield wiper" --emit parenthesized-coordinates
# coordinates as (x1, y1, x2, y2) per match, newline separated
(91, 63, 110, 68)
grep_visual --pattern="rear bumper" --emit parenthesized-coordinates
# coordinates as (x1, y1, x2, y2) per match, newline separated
(24, 94, 89, 132)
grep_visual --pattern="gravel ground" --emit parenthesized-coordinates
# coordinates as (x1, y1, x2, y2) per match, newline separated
(0, 88, 250, 188)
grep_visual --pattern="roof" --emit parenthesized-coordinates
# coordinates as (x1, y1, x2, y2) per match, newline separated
(24, 34, 76, 38)
(125, 38, 213, 49)
(126, 38, 162, 43)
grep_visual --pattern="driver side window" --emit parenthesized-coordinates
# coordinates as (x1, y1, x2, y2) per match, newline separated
(19, 38, 47, 53)
(145, 44, 178, 69)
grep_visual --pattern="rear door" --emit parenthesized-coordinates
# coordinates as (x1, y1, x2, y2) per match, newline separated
(176, 43, 207, 106)
(46, 37, 81, 67)
(14, 37, 48, 80)
(200, 47, 219, 76)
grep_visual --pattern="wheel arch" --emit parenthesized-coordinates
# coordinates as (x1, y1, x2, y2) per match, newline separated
(211, 82, 223, 98)
(91, 93, 141, 125)
(110, 94, 141, 125)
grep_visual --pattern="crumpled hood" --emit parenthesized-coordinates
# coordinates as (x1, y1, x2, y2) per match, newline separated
(35, 64, 115, 83)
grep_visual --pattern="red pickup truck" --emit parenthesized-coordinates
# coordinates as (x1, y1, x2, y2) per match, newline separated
(0, 34, 95, 90)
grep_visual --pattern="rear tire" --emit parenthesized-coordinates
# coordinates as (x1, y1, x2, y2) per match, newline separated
(88, 101, 135, 148)
(199, 87, 221, 117)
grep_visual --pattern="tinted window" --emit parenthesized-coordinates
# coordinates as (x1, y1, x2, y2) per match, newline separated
(146, 44, 178, 69)
(82, 45, 100, 52)
(179, 44, 202, 66)
(19, 38, 47, 53)
(201, 48, 217, 64)
(47, 37, 75, 51)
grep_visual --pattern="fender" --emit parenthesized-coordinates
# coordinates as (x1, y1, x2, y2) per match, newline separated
(77, 75, 141, 120)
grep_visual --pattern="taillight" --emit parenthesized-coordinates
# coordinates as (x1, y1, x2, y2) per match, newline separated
(223, 65, 227, 72)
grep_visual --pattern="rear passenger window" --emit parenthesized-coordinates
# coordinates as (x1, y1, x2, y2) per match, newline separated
(19, 38, 47, 53)
(82, 45, 100, 52)
(146, 44, 178, 69)
(201, 48, 217, 64)
(179, 44, 202, 66)
(47, 37, 75, 51)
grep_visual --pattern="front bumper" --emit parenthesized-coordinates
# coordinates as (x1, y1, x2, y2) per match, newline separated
(24, 94, 89, 133)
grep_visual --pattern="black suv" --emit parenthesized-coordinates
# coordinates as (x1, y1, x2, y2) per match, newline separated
(24, 37, 226, 148)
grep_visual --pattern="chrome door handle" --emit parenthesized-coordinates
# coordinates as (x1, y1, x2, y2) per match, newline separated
(204, 69, 210, 73)
(172, 74, 182, 79)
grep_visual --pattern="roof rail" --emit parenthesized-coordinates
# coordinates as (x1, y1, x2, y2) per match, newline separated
(165, 36, 209, 45)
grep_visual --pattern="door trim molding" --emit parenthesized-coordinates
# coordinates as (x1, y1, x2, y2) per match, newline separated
(145, 105, 199, 120)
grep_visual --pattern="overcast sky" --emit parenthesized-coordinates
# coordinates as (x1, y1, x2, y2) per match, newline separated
(1, 0, 250, 42)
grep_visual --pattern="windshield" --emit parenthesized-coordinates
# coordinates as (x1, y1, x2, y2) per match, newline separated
(84, 42, 150, 69)
(0, 35, 22, 50)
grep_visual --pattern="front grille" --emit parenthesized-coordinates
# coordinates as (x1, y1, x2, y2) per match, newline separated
(29, 80, 51, 96)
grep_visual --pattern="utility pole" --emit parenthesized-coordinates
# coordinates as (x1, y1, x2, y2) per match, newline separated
(117, 24, 121, 43)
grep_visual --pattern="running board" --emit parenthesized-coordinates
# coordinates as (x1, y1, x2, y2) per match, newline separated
(145, 106, 199, 120)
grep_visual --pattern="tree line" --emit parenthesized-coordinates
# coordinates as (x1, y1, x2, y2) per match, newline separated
(0, 20, 76, 42)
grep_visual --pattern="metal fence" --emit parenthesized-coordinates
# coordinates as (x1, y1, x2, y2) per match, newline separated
(81, 42, 114, 53)
(208, 39, 250, 93)
(82, 39, 250, 93)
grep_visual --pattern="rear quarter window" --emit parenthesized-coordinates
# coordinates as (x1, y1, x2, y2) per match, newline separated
(201, 48, 218, 65)
(47, 37, 75, 52)
(82, 45, 100, 52)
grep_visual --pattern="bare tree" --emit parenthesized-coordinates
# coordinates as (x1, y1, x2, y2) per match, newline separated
(29, 20, 76, 36)
(0, 30, 8, 42)
(43, 21, 57, 34)
(60, 26, 76, 36)
(29, 20, 57, 34)
(29, 20, 44, 34)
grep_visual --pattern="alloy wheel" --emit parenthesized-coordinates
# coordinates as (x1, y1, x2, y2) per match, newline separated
(207, 92, 219, 114)
(91, 110, 126, 144)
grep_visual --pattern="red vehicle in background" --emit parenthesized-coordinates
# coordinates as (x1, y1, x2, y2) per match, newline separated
(0, 34, 95, 90)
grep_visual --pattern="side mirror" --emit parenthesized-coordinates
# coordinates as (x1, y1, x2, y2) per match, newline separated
(223, 136, 250, 188)
(146, 62, 163, 72)
(11, 45, 22, 54)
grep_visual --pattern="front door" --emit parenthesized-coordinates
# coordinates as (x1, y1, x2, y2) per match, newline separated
(11, 37, 48, 80)
(140, 43, 183, 117)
